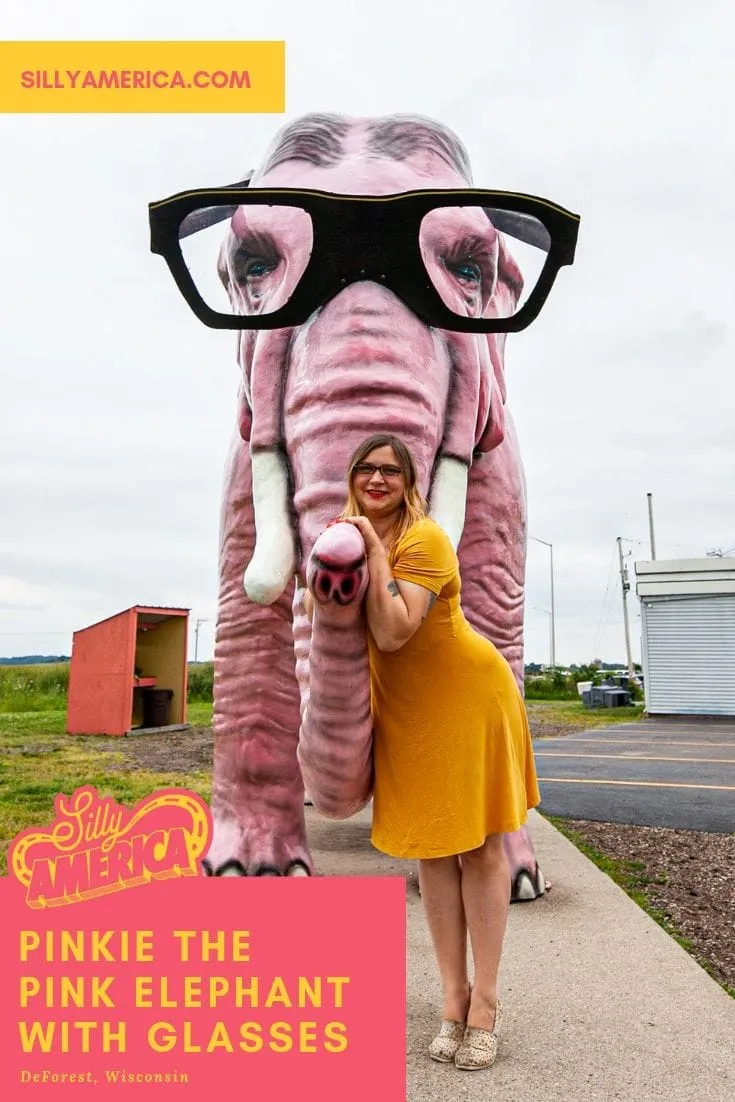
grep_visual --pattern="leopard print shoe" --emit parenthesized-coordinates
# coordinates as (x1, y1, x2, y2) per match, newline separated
(454, 1000, 503, 1070)
(428, 1019, 466, 1063)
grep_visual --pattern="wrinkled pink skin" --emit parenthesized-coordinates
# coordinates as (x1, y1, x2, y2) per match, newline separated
(206, 115, 544, 898)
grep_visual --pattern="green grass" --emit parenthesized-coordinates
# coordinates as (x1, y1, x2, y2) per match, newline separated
(187, 663, 214, 702)
(0, 662, 69, 712)
(547, 815, 735, 999)
(0, 700, 213, 876)
(182, 701, 213, 726)
(526, 698, 644, 732)
(0, 661, 215, 714)
(0, 701, 212, 744)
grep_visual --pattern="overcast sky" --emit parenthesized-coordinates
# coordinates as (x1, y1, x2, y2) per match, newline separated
(1, 0, 733, 666)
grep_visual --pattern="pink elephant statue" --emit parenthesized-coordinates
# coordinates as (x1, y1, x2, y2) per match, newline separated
(148, 113, 579, 897)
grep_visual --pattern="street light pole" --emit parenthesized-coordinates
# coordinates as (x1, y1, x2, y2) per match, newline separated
(529, 536, 556, 669)
(531, 608, 553, 669)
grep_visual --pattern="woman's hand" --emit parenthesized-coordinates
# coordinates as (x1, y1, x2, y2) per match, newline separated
(341, 515, 385, 558)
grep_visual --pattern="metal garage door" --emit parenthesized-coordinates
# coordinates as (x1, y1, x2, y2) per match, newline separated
(642, 595, 735, 715)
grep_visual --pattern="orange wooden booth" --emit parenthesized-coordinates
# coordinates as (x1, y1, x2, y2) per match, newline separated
(66, 606, 189, 736)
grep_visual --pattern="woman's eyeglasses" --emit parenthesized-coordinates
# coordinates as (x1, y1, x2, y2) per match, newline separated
(353, 464, 405, 479)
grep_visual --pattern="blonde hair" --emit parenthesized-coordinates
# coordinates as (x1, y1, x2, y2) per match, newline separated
(339, 434, 427, 545)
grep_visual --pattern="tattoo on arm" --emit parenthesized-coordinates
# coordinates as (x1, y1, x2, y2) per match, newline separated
(421, 593, 438, 621)
(386, 580, 400, 597)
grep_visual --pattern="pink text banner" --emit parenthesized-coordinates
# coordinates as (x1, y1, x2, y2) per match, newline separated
(0, 875, 406, 1100)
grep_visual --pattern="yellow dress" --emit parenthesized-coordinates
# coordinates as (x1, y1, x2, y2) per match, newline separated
(369, 516, 541, 859)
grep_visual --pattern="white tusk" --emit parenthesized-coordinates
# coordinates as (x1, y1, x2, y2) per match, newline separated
(428, 456, 469, 551)
(244, 449, 297, 604)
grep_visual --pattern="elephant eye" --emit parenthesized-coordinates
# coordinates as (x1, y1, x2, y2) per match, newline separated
(445, 258, 482, 284)
(227, 227, 281, 289)
(438, 234, 498, 315)
(442, 235, 495, 290)
(246, 258, 271, 277)
(231, 246, 280, 285)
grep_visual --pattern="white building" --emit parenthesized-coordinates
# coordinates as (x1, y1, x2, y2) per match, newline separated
(635, 558, 735, 717)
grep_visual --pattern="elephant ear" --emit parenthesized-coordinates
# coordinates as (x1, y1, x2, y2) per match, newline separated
(476, 355, 505, 453)
(216, 170, 256, 298)
(476, 234, 521, 452)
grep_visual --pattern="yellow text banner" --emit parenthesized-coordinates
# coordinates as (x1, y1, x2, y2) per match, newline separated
(0, 41, 285, 113)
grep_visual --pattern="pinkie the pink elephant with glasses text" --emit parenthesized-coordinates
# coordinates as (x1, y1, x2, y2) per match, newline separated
(149, 112, 579, 897)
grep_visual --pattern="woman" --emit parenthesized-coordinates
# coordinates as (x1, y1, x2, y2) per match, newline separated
(310, 432, 541, 1071)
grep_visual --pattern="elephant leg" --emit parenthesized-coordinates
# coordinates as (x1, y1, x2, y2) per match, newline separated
(457, 424, 546, 902)
(292, 585, 314, 805)
(205, 428, 311, 877)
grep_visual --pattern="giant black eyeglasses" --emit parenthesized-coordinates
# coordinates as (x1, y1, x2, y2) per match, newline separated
(149, 183, 580, 333)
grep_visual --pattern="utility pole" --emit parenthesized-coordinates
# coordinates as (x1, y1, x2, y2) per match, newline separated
(194, 618, 208, 663)
(647, 493, 657, 560)
(616, 538, 636, 681)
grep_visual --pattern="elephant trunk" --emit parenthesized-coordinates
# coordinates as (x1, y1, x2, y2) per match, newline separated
(297, 596, 374, 818)
(284, 367, 444, 815)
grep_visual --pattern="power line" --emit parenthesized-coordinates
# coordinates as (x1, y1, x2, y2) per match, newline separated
(593, 543, 618, 656)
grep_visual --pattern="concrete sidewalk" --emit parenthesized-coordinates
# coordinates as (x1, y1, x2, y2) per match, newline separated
(305, 806, 735, 1102)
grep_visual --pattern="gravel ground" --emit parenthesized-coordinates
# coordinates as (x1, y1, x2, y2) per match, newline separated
(116, 725, 213, 773)
(557, 819, 735, 994)
(106, 716, 734, 995)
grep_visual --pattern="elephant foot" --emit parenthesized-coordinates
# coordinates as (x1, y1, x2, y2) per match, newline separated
(202, 857, 311, 877)
(510, 865, 547, 902)
(205, 718, 317, 874)
(413, 862, 548, 901)
(203, 814, 313, 877)
(504, 824, 549, 903)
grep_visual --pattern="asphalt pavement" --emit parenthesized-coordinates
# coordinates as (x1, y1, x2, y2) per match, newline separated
(536, 718, 735, 832)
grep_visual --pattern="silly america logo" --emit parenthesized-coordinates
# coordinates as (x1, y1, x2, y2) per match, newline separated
(9, 786, 211, 909)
